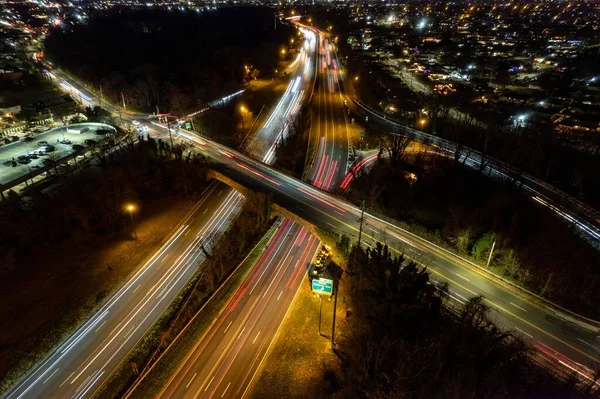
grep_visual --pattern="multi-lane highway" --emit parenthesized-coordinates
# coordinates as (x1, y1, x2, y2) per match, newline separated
(154, 29, 350, 399)
(5, 21, 599, 399)
(2, 26, 318, 399)
(171, 105, 600, 384)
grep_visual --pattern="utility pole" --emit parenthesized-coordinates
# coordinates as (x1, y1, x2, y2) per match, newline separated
(240, 104, 265, 149)
(128, 206, 137, 240)
(318, 295, 323, 336)
(190, 117, 196, 133)
(357, 200, 366, 248)
(486, 241, 496, 268)
(121, 92, 126, 110)
(330, 286, 338, 350)
(167, 115, 174, 149)
(99, 85, 102, 109)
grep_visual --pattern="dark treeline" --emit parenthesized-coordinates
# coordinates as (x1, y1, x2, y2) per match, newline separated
(0, 137, 209, 263)
(45, 7, 294, 115)
(275, 105, 311, 177)
(337, 243, 595, 398)
(348, 47, 600, 208)
(345, 139, 600, 318)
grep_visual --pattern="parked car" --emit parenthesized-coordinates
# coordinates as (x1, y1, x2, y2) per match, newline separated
(30, 165, 41, 170)
(9, 136, 19, 142)
(59, 139, 72, 144)
(17, 156, 31, 164)
(23, 136, 34, 142)
(3, 160, 17, 167)
(84, 139, 96, 146)
(37, 140, 49, 147)
(95, 129, 113, 135)
(41, 145, 55, 153)
(72, 144, 84, 151)
(27, 152, 38, 159)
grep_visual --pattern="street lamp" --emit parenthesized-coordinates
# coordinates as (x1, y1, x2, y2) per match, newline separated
(419, 118, 426, 130)
(126, 203, 138, 240)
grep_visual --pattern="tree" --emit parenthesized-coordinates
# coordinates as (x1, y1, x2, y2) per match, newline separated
(379, 132, 412, 168)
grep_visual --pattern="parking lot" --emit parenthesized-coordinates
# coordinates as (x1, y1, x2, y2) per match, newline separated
(0, 123, 116, 185)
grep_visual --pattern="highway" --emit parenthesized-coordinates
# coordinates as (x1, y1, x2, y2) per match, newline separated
(351, 100, 600, 244)
(2, 27, 317, 399)
(171, 101, 600, 385)
(156, 30, 350, 399)
(5, 22, 599, 399)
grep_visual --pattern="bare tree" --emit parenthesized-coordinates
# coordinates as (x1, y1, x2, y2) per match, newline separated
(379, 132, 412, 167)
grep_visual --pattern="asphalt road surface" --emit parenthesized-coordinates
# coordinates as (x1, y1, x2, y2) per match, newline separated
(2, 27, 318, 399)
(351, 101, 600, 244)
(157, 28, 350, 399)
(179, 111, 600, 383)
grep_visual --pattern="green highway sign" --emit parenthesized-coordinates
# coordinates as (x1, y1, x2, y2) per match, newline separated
(185, 122, 192, 129)
(312, 278, 333, 296)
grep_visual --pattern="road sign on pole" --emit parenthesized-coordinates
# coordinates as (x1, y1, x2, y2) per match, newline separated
(312, 278, 333, 296)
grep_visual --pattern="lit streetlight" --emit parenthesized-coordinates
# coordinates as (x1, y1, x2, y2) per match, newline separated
(126, 203, 138, 240)
(419, 118, 426, 130)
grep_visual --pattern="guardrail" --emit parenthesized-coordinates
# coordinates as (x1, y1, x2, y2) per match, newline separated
(353, 100, 600, 239)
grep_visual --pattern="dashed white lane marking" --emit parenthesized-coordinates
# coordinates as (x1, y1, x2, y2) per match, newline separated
(454, 292, 467, 301)
(577, 338, 599, 350)
(94, 320, 107, 333)
(455, 273, 470, 282)
(186, 372, 197, 389)
(510, 302, 527, 312)
(277, 290, 284, 301)
(224, 320, 232, 334)
(449, 294, 465, 304)
(133, 284, 141, 293)
(59, 372, 74, 388)
(205, 375, 215, 392)
(221, 381, 232, 397)
(43, 368, 59, 384)
(253, 331, 261, 344)
(515, 327, 533, 339)
(238, 326, 246, 340)
(203, 208, 208, 215)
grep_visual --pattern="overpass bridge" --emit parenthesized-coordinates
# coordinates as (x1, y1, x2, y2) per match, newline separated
(352, 100, 600, 243)
(180, 129, 600, 372)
